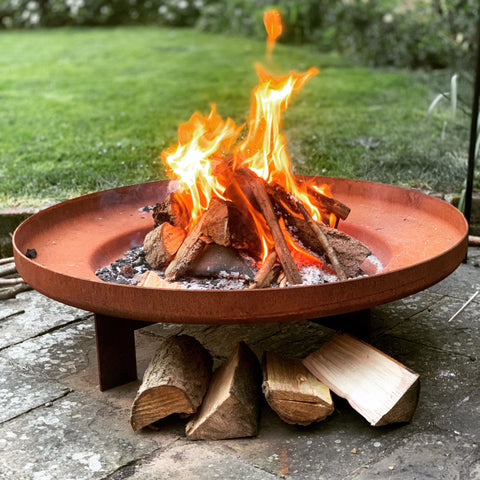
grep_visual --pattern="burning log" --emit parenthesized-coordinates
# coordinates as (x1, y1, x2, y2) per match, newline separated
(305, 185, 351, 222)
(130, 335, 212, 431)
(249, 249, 278, 289)
(165, 198, 262, 281)
(239, 169, 302, 285)
(152, 193, 188, 229)
(185, 342, 262, 440)
(143, 222, 186, 269)
(294, 200, 347, 281)
(266, 182, 370, 278)
(262, 351, 334, 426)
(303, 332, 420, 426)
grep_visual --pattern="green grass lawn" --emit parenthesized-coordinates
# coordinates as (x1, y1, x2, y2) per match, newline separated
(0, 26, 473, 208)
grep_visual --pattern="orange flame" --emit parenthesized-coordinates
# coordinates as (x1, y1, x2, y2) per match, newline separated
(160, 10, 337, 271)
(161, 105, 243, 229)
(264, 9, 283, 59)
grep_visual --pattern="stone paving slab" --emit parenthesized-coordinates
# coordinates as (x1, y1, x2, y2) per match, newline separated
(0, 290, 88, 350)
(0, 247, 478, 479)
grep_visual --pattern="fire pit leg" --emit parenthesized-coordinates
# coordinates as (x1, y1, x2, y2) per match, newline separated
(94, 313, 152, 391)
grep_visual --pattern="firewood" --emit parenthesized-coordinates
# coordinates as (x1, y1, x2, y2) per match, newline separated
(201, 198, 230, 247)
(249, 249, 278, 289)
(294, 200, 347, 281)
(0, 276, 24, 286)
(239, 169, 302, 285)
(0, 262, 17, 277)
(306, 185, 351, 221)
(291, 217, 371, 278)
(165, 198, 233, 281)
(265, 182, 370, 278)
(0, 283, 31, 300)
(0, 257, 14, 265)
(143, 222, 186, 269)
(262, 351, 334, 426)
(164, 215, 208, 282)
(137, 270, 186, 289)
(303, 332, 420, 426)
(469, 235, 480, 246)
(130, 335, 212, 431)
(152, 192, 189, 229)
(185, 341, 262, 440)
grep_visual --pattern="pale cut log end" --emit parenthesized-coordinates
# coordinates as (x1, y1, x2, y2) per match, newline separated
(130, 386, 195, 431)
(185, 341, 262, 441)
(373, 377, 420, 426)
(302, 332, 420, 427)
(262, 351, 334, 426)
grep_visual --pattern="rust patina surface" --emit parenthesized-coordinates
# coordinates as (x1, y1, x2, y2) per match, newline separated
(13, 177, 468, 325)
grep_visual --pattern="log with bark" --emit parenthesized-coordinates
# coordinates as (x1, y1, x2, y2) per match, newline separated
(152, 192, 189, 229)
(143, 222, 186, 269)
(303, 332, 420, 426)
(265, 182, 371, 278)
(130, 335, 212, 431)
(262, 351, 334, 425)
(185, 341, 262, 440)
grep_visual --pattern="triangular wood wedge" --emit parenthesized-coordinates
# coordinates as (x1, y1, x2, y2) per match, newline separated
(302, 332, 420, 426)
(130, 335, 212, 431)
(186, 341, 262, 440)
(262, 351, 334, 425)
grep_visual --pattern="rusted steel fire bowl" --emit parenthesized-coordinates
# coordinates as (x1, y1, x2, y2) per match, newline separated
(13, 177, 468, 325)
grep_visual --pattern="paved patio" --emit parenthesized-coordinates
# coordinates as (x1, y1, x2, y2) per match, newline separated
(0, 246, 479, 480)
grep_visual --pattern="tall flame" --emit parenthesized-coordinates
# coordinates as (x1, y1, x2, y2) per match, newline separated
(263, 9, 283, 59)
(160, 10, 337, 267)
(161, 105, 243, 229)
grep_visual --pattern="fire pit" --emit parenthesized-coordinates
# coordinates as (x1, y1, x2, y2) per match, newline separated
(13, 177, 467, 389)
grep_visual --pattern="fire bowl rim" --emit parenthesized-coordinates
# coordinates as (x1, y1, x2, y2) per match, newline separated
(13, 177, 468, 324)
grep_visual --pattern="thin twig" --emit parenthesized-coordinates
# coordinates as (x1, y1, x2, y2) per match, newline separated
(294, 201, 347, 281)
(0, 263, 17, 277)
(0, 283, 32, 300)
(249, 250, 278, 289)
(0, 257, 14, 265)
(0, 277, 24, 286)
(448, 290, 479, 322)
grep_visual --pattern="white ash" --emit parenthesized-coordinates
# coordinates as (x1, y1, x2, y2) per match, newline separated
(96, 246, 381, 289)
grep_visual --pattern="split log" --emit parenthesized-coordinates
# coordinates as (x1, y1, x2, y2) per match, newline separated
(165, 198, 236, 281)
(137, 270, 186, 289)
(0, 276, 24, 286)
(152, 192, 189, 229)
(186, 341, 262, 440)
(130, 335, 212, 431)
(303, 332, 420, 426)
(143, 222, 186, 269)
(262, 351, 334, 426)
